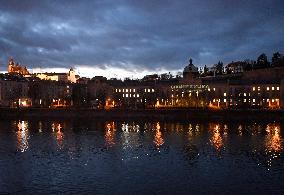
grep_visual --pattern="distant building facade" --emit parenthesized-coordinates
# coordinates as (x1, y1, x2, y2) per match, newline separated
(8, 58, 30, 75)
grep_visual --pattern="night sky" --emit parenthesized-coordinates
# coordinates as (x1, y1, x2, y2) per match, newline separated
(0, 0, 283, 78)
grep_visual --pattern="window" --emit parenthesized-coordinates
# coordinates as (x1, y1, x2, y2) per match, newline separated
(152, 89, 154, 92)
(119, 89, 121, 92)
(244, 99, 246, 102)
(126, 94, 128, 98)
(267, 87, 269, 91)
(129, 89, 131, 92)
(115, 89, 118, 92)
(224, 99, 226, 103)
(126, 89, 128, 92)
(257, 86, 260, 91)
(123, 89, 125, 92)
(244, 93, 246, 97)
(272, 87, 275, 91)
(148, 89, 151, 92)
(253, 99, 255, 103)
(252, 87, 255, 91)
(223, 92, 227, 97)
(137, 94, 139, 97)
(133, 89, 136, 92)
(277, 87, 280, 91)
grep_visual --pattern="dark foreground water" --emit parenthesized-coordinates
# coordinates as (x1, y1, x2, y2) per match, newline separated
(0, 119, 283, 194)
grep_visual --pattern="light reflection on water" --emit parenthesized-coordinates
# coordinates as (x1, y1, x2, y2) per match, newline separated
(154, 122, 164, 149)
(0, 120, 283, 194)
(105, 122, 116, 147)
(209, 124, 223, 151)
(16, 120, 29, 152)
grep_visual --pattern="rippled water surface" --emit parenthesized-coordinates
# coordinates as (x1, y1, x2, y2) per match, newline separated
(0, 119, 283, 194)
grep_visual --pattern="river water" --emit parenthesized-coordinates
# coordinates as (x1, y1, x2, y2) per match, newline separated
(0, 119, 283, 194)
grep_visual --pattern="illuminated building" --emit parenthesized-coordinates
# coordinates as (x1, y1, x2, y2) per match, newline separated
(35, 68, 78, 83)
(8, 58, 30, 75)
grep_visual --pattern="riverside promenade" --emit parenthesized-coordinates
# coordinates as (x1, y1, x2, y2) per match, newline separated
(0, 108, 283, 121)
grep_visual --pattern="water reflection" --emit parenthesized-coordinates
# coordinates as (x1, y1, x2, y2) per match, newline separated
(52, 122, 64, 149)
(122, 122, 140, 132)
(264, 123, 282, 170)
(154, 122, 164, 148)
(265, 124, 282, 152)
(105, 122, 116, 147)
(38, 121, 43, 133)
(209, 124, 223, 151)
(16, 121, 29, 152)
(121, 122, 141, 150)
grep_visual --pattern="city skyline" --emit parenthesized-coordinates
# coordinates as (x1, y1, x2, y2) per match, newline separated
(1, 1, 284, 79)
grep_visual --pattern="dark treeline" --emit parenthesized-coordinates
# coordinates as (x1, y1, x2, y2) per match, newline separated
(199, 52, 284, 77)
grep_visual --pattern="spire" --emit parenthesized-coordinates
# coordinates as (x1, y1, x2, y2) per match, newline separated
(189, 58, 193, 65)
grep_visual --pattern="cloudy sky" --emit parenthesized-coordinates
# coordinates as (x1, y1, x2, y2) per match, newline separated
(0, 0, 283, 78)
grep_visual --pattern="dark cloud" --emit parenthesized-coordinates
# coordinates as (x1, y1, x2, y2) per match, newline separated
(0, 0, 283, 72)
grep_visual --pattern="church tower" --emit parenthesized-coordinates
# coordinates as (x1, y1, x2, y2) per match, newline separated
(8, 58, 15, 73)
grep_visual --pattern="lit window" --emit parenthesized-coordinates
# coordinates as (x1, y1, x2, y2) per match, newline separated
(123, 89, 125, 92)
(272, 87, 275, 91)
(137, 94, 139, 97)
(208, 88, 211, 91)
(267, 99, 269, 102)
(277, 87, 280, 91)
(130, 94, 132, 97)
(152, 89, 154, 92)
(253, 99, 255, 103)
(224, 99, 226, 103)
(133, 94, 136, 97)
(126, 89, 128, 92)
(123, 94, 125, 97)
(257, 86, 260, 91)
(223, 93, 227, 97)
(244, 99, 246, 102)
(252, 87, 255, 91)
(119, 89, 121, 92)
(244, 93, 246, 97)
(267, 87, 269, 91)
(213, 88, 216, 91)
(133, 89, 136, 92)
(115, 89, 118, 92)
(148, 89, 151, 93)
(129, 89, 132, 92)
(126, 94, 128, 97)
(144, 89, 147, 92)
(272, 99, 275, 103)
(213, 99, 216, 103)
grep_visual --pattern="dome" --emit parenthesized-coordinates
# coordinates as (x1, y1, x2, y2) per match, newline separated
(183, 58, 198, 73)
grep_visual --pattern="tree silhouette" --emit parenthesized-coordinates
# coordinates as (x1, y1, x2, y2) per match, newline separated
(216, 61, 223, 74)
(203, 65, 209, 75)
(271, 52, 281, 65)
(256, 53, 270, 69)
